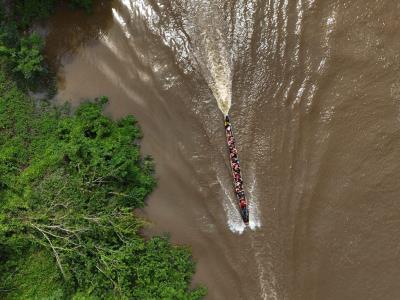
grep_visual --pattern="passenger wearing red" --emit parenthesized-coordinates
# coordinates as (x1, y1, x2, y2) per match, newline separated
(239, 199, 246, 209)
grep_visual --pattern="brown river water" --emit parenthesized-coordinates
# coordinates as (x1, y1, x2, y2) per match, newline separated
(44, 1, 400, 299)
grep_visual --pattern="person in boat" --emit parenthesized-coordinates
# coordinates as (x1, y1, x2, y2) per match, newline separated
(234, 172, 241, 181)
(235, 181, 242, 189)
(237, 191, 245, 198)
(225, 115, 230, 126)
(233, 163, 240, 172)
(239, 199, 246, 209)
(235, 174, 242, 183)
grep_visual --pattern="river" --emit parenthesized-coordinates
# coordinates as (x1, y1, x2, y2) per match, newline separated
(45, 1, 400, 299)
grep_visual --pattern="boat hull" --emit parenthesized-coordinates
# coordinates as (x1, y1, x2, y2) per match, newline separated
(224, 115, 249, 225)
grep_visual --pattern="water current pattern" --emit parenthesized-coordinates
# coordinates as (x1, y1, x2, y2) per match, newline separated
(46, 0, 400, 299)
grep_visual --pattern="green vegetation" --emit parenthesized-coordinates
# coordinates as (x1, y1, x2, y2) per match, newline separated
(13, 0, 95, 28)
(0, 1, 205, 299)
(13, 0, 57, 28)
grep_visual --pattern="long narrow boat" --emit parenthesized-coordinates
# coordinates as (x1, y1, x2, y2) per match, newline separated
(224, 115, 249, 225)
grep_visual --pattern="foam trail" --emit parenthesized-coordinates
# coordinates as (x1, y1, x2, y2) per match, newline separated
(247, 169, 262, 230)
(120, 0, 252, 231)
(203, 34, 232, 115)
(216, 164, 261, 233)
(250, 236, 278, 300)
(216, 174, 246, 234)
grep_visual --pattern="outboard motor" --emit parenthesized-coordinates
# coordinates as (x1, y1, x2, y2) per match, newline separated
(241, 207, 249, 224)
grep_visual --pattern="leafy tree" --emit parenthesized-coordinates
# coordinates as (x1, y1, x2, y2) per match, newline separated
(0, 79, 205, 298)
(0, 32, 45, 84)
(14, 0, 57, 28)
(0, 0, 103, 85)
(70, 0, 94, 13)
(12, 0, 96, 29)
(12, 33, 45, 80)
(0, 6, 46, 86)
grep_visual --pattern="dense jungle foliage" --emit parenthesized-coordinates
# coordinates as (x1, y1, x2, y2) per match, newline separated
(0, 1, 205, 299)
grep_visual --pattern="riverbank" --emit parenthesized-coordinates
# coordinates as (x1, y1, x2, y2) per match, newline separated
(0, 2, 205, 299)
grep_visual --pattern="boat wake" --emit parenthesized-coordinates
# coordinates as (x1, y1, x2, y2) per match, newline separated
(118, 0, 257, 232)
(216, 174, 246, 234)
(201, 34, 232, 115)
(216, 170, 261, 234)
(247, 168, 262, 230)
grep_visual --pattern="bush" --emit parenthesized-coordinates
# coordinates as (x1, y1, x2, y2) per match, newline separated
(69, 0, 94, 13)
(14, 0, 57, 28)
(0, 80, 205, 298)
(13, 33, 45, 80)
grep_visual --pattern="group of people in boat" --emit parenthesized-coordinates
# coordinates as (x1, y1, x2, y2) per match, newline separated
(224, 116, 247, 212)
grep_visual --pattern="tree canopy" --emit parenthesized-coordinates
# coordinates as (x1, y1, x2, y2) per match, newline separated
(0, 75, 205, 299)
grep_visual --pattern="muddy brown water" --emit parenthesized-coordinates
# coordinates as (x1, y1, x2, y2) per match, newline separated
(45, 1, 400, 299)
